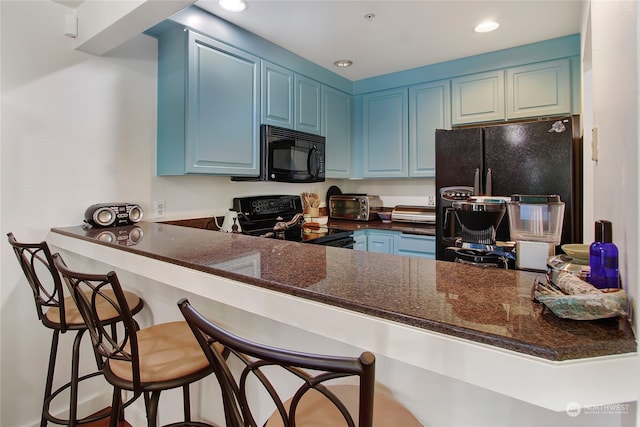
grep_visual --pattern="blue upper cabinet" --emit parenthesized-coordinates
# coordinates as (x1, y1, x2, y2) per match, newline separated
(409, 80, 450, 177)
(452, 58, 572, 125)
(295, 74, 322, 134)
(261, 61, 294, 128)
(157, 29, 260, 176)
(451, 70, 505, 125)
(506, 58, 571, 119)
(322, 86, 352, 178)
(362, 88, 409, 178)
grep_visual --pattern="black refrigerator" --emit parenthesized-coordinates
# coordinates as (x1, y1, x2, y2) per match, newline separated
(435, 116, 582, 260)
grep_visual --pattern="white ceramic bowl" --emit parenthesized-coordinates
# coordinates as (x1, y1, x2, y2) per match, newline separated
(561, 244, 590, 260)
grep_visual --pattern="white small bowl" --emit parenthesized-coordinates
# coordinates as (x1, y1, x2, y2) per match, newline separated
(313, 216, 328, 225)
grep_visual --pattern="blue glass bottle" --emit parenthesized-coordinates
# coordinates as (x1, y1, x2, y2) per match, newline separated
(589, 220, 619, 289)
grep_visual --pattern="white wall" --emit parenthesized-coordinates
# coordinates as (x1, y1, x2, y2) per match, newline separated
(0, 2, 157, 425)
(587, 0, 639, 329)
(0, 2, 350, 424)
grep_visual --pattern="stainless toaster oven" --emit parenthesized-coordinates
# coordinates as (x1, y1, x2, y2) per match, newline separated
(329, 195, 382, 221)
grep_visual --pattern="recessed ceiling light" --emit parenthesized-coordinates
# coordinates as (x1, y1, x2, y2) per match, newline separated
(334, 60, 353, 68)
(474, 21, 500, 33)
(219, 0, 247, 12)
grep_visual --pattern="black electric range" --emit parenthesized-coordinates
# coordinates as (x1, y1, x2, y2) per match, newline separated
(232, 195, 355, 249)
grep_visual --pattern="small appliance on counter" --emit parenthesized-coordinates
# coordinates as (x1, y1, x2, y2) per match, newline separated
(390, 206, 436, 224)
(507, 195, 565, 271)
(84, 203, 143, 228)
(219, 209, 242, 233)
(443, 196, 513, 268)
(437, 186, 474, 258)
(329, 194, 382, 221)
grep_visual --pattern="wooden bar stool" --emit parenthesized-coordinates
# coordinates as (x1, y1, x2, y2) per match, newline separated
(7, 233, 144, 426)
(179, 298, 424, 427)
(52, 253, 216, 427)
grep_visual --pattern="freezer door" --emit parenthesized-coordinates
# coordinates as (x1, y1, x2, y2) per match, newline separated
(483, 118, 575, 243)
(435, 127, 483, 191)
(435, 127, 482, 259)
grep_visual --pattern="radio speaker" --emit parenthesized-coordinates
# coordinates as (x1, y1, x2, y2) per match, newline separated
(84, 203, 143, 228)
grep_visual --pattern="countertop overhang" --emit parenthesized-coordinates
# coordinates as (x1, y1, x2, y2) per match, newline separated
(49, 222, 638, 411)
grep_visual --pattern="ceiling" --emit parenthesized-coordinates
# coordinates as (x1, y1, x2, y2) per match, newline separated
(53, 0, 585, 81)
(195, 0, 584, 81)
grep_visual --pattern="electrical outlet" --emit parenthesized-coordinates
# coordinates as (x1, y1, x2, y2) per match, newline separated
(154, 200, 166, 218)
(426, 195, 436, 206)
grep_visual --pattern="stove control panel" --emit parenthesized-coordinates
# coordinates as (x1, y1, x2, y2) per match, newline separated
(233, 195, 303, 219)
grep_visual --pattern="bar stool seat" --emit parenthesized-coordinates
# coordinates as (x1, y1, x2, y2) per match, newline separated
(44, 290, 142, 327)
(179, 298, 424, 427)
(53, 254, 215, 427)
(7, 232, 144, 427)
(265, 384, 422, 427)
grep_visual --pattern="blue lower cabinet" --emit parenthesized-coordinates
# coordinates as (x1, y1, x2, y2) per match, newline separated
(367, 231, 395, 254)
(353, 230, 435, 259)
(353, 230, 367, 251)
(394, 234, 436, 259)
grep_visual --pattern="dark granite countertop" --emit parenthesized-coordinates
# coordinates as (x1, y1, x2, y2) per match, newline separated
(51, 222, 635, 362)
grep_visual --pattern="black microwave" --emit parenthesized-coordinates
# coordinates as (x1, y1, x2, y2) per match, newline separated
(232, 125, 325, 183)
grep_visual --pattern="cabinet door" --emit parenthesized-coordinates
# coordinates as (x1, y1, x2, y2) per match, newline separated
(186, 32, 260, 175)
(394, 234, 436, 259)
(262, 61, 294, 128)
(452, 70, 505, 125)
(367, 231, 395, 254)
(506, 59, 571, 120)
(322, 86, 352, 178)
(295, 75, 322, 134)
(362, 88, 408, 178)
(409, 80, 450, 177)
(353, 230, 367, 251)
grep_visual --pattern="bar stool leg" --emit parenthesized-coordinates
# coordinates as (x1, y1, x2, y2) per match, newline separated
(42, 330, 60, 427)
(68, 329, 85, 427)
(183, 384, 192, 423)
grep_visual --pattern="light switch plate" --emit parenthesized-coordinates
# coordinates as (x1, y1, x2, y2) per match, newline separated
(591, 126, 599, 161)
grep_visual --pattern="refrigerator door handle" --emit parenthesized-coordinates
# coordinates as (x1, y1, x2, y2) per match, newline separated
(443, 207, 450, 230)
(485, 168, 492, 196)
(473, 168, 481, 195)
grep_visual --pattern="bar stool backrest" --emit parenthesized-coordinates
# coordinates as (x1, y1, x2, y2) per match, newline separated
(52, 253, 143, 394)
(7, 233, 70, 330)
(178, 298, 376, 427)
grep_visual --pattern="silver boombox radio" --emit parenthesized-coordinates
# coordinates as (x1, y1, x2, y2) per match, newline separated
(84, 203, 143, 228)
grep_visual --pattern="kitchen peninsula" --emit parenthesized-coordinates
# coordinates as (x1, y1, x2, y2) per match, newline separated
(49, 222, 637, 422)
